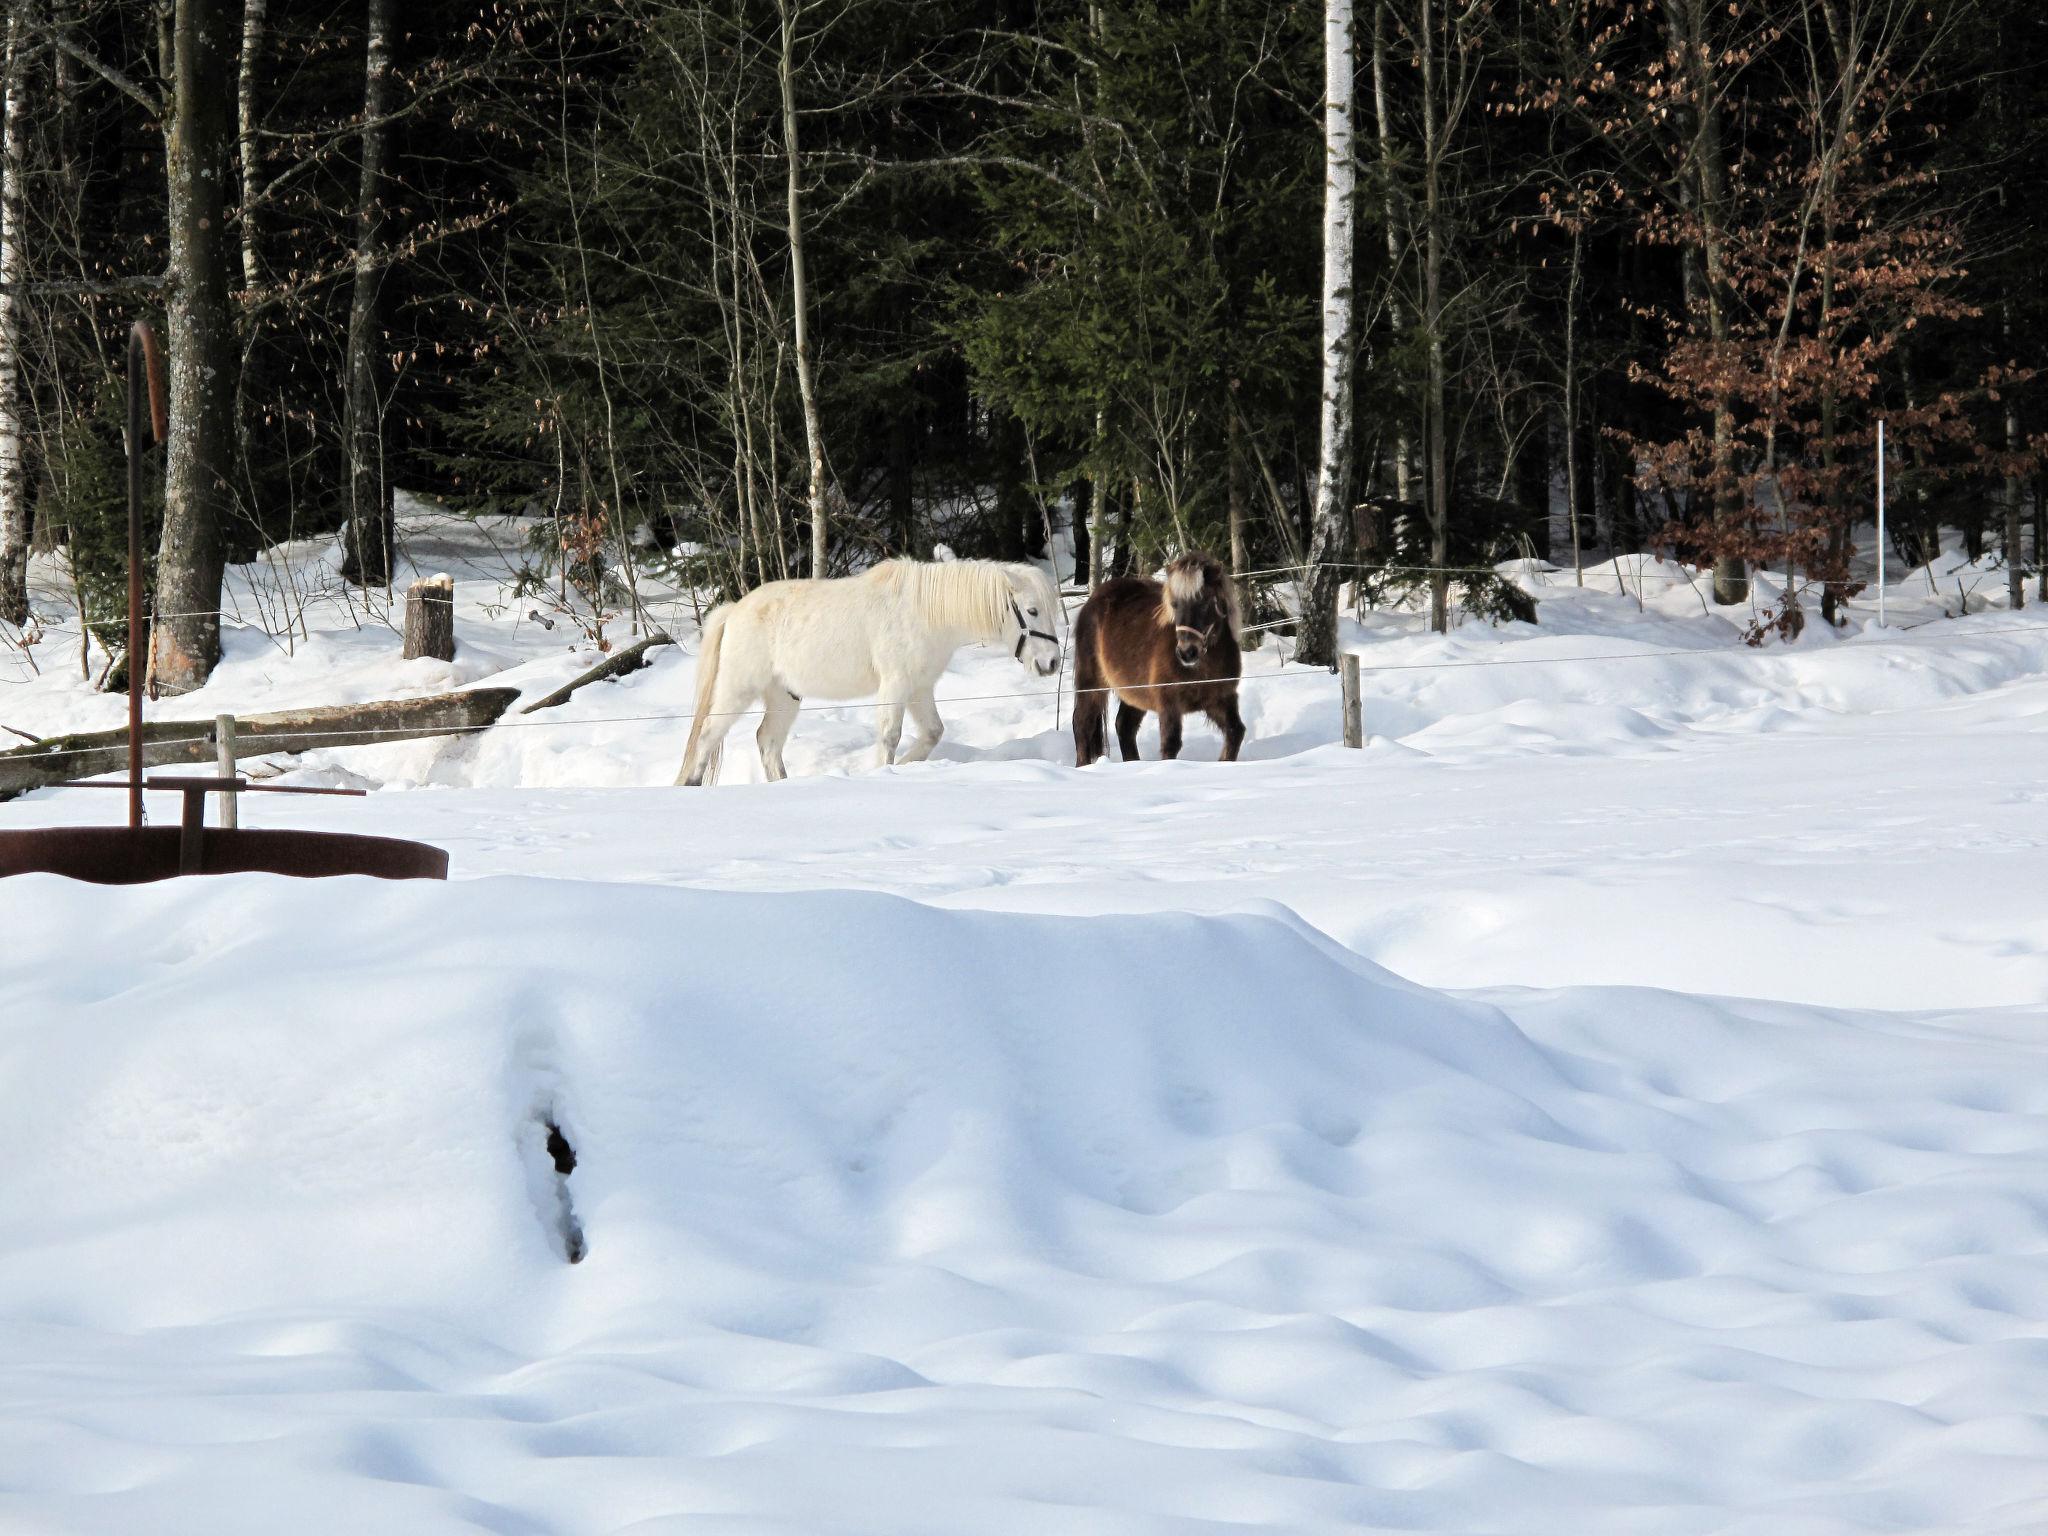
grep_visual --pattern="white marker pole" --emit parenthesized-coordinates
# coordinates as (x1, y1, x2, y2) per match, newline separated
(1876, 418, 1887, 629)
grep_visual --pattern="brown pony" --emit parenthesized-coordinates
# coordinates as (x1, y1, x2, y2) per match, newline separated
(1071, 552, 1246, 766)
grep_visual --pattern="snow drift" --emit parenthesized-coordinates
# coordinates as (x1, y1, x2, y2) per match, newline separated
(3, 874, 2046, 1533)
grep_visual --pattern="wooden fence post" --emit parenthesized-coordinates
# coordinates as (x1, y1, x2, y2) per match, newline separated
(214, 714, 238, 828)
(1341, 653, 1362, 748)
(403, 574, 456, 661)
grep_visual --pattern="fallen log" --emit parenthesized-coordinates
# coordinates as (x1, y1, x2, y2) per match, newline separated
(0, 686, 520, 802)
(518, 630, 673, 715)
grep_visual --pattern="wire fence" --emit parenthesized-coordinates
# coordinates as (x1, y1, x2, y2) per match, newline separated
(10, 612, 2048, 771)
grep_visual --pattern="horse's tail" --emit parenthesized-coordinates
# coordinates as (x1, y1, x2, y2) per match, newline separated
(676, 606, 731, 786)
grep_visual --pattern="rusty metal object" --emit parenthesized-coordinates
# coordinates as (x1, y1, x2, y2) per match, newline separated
(0, 826, 448, 884)
(54, 775, 373, 878)
(0, 316, 452, 887)
(0, 775, 443, 883)
(126, 320, 165, 831)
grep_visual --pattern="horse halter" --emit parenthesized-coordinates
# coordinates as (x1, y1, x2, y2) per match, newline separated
(1011, 596, 1059, 660)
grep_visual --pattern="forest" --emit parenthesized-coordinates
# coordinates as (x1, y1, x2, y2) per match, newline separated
(0, 0, 2042, 691)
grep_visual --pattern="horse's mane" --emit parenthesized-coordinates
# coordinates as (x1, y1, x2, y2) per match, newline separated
(868, 558, 1057, 641)
(1160, 552, 1243, 641)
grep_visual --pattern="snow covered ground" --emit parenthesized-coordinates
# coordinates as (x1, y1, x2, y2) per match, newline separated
(4, 503, 2048, 1532)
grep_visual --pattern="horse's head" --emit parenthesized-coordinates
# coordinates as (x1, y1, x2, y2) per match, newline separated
(1160, 553, 1241, 670)
(1004, 565, 1063, 677)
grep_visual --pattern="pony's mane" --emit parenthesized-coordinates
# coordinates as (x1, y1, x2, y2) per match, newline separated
(1158, 553, 1243, 641)
(868, 557, 1057, 641)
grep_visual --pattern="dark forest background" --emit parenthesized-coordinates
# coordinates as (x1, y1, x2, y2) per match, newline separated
(1, 0, 2043, 688)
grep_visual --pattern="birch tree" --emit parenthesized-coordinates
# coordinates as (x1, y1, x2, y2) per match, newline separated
(1296, 0, 1357, 670)
(0, 5, 28, 626)
(237, 0, 265, 292)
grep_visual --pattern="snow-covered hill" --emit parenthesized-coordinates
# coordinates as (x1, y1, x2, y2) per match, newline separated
(4, 502, 2048, 1532)
(4, 876, 2047, 1535)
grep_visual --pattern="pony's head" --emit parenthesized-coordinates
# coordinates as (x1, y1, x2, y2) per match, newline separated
(1160, 553, 1241, 670)
(1002, 563, 1063, 677)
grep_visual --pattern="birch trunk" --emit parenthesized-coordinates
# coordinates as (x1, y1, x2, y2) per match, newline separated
(777, 0, 828, 576)
(1369, 1, 1409, 508)
(341, 0, 395, 590)
(0, 5, 28, 626)
(237, 0, 265, 290)
(153, 0, 238, 693)
(1296, 0, 1357, 671)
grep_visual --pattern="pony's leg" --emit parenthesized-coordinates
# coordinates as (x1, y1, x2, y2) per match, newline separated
(680, 692, 746, 786)
(1072, 690, 1106, 767)
(1207, 696, 1247, 762)
(756, 690, 799, 781)
(1115, 702, 1146, 762)
(1157, 705, 1185, 760)
(874, 693, 907, 769)
(896, 688, 945, 764)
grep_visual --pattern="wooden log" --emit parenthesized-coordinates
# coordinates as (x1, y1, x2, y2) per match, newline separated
(403, 574, 456, 661)
(518, 631, 673, 715)
(0, 686, 519, 802)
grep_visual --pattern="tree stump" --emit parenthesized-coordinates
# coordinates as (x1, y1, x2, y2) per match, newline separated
(403, 574, 455, 661)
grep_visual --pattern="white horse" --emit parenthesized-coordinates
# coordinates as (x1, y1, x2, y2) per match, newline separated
(676, 558, 1062, 786)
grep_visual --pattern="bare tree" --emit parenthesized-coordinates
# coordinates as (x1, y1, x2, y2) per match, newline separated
(341, 0, 396, 589)
(153, 0, 239, 693)
(778, 0, 829, 576)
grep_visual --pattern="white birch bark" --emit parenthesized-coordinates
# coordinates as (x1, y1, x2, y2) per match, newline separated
(237, 0, 266, 290)
(1297, 0, 1357, 669)
(0, 6, 29, 625)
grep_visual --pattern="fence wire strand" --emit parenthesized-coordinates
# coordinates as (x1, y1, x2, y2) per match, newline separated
(8, 614, 2048, 772)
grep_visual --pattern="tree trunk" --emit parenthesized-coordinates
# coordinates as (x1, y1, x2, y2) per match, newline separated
(0, 5, 28, 626)
(887, 414, 913, 555)
(153, 0, 238, 694)
(341, 0, 395, 590)
(1085, 409, 1105, 588)
(1297, 0, 1357, 671)
(1370, 2, 1410, 506)
(777, 0, 828, 576)
(1420, 0, 1450, 633)
(1227, 406, 1248, 579)
(1555, 221, 1584, 581)
(1070, 475, 1092, 586)
(2004, 302, 2024, 611)
(237, 0, 266, 291)
(401, 574, 454, 661)
(992, 410, 1034, 561)
(1669, 0, 1746, 606)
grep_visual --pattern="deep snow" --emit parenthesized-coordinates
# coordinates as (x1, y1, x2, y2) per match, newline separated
(4, 502, 2048, 1532)
(6, 878, 2048, 1535)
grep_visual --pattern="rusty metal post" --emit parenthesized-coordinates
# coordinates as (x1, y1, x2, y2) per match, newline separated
(177, 784, 207, 875)
(125, 321, 165, 831)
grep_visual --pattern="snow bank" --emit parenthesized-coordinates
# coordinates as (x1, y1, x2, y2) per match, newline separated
(4, 875, 2046, 1532)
